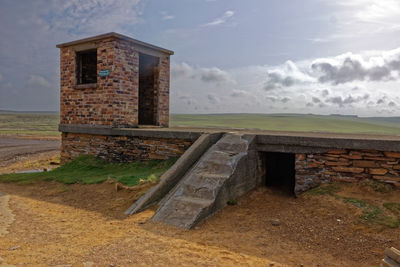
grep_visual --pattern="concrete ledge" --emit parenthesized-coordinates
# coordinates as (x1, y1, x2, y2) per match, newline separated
(256, 134, 400, 152)
(125, 132, 223, 215)
(59, 124, 204, 141)
(60, 124, 400, 152)
(256, 144, 332, 154)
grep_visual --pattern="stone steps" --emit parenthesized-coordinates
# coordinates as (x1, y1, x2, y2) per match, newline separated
(152, 133, 262, 229)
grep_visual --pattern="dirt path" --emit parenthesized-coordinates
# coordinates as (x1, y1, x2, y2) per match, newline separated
(0, 136, 60, 168)
(0, 179, 398, 266)
(0, 148, 399, 266)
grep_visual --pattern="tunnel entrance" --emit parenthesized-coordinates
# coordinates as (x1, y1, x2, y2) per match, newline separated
(263, 152, 295, 195)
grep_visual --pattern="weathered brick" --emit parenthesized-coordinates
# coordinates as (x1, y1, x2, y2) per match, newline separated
(331, 166, 364, 173)
(373, 175, 400, 182)
(342, 154, 362, 160)
(325, 161, 351, 166)
(353, 160, 377, 168)
(332, 176, 358, 183)
(327, 149, 347, 154)
(305, 162, 321, 168)
(296, 154, 306, 161)
(364, 157, 388, 161)
(384, 151, 400, 158)
(368, 168, 388, 175)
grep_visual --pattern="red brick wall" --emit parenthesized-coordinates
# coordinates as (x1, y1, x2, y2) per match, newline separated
(59, 37, 170, 128)
(60, 38, 121, 126)
(157, 55, 170, 127)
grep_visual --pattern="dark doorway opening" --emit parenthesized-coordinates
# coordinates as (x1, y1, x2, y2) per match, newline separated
(139, 53, 159, 125)
(264, 152, 295, 195)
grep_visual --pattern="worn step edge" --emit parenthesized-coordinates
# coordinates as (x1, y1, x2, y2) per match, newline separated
(124, 132, 223, 215)
(385, 247, 400, 263)
(174, 196, 214, 206)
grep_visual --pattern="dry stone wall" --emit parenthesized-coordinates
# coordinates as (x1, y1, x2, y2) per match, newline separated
(61, 133, 193, 163)
(295, 149, 400, 194)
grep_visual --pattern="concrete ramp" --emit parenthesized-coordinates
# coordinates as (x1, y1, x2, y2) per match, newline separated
(125, 133, 222, 215)
(152, 133, 263, 229)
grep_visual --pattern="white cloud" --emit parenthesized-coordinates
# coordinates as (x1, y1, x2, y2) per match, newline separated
(171, 47, 400, 116)
(230, 90, 251, 98)
(160, 11, 175, 20)
(171, 62, 194, 79)
(207, 93, 220, 104)
(202, 10, 235, 27)
(171, 63, 234, 84)
(200, 67, 234, 83)
(309, 0, 400, 46)
(28, 75, 51, 88)
(336, 0, 400, 22)
(42, 0, 142, 34)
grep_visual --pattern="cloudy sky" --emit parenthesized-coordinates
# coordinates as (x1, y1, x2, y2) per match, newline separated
(1, 0, 400, 116)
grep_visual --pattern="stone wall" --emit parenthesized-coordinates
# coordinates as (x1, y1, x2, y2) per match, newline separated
(295, 149, 400, 194)
(61, 133, 193, 163)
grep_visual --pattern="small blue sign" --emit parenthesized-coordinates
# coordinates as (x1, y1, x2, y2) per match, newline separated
(99, 69, 110, 77)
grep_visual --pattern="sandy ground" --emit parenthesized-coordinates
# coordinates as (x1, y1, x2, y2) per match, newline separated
(0, 146, 399, 266)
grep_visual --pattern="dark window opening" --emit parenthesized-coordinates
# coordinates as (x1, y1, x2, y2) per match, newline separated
(76, 50, 97, 84)
(139, 53, 159, 125)
(264, 152, 295, 195)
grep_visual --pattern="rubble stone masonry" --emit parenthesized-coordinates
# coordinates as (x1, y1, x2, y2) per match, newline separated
(295, 149, 400, 193)
(61, 132, 193, 163)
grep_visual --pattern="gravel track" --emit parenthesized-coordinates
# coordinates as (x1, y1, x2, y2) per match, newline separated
(0, 137, 60, 167)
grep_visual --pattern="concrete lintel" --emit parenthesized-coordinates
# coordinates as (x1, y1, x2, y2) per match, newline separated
(59, 124, 204, 141)
(256, 144, 332, 154)
(256, 134, 400, 152)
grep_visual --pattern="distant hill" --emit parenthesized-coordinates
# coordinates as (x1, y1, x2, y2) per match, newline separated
(1, 111, 400, 136)
(170, 113, 400, 135)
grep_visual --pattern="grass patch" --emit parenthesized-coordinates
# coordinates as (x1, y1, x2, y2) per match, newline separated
(383, 202, 400, 214)
(360, 204, 400, 228)
(307, 183, 400, 228)
(306, 183, 341, 196)
(340, 197, 400, 228)
(0, 156, 177, 186)
(342, 197, 368, 208)
(360, 179, 394, 193)
(339, 196, 400, 228)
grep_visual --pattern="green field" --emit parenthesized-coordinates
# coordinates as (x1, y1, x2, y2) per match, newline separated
(171, 114, 400, 135)
(0, 111, 59, 136)
(1, 111, 400, 136)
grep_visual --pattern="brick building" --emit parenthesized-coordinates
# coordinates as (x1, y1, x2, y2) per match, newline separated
(57, 32, 173, 128)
